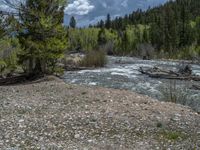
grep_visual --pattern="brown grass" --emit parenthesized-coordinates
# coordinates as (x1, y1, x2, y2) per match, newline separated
(80, 50, 107, 67)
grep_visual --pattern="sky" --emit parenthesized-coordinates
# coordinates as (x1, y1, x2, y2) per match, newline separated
(0, 0, 168, 27)
(64, 0, 168, 27)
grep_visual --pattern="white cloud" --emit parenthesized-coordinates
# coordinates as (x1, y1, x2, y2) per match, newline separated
(0, 0, 94, 16)
(102, 2, 107, 8)
(121, 0, 128, 7)
(0, 4, 10, 11)
(65, 0, 94, 15)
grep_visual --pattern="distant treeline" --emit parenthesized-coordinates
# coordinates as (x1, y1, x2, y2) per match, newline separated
(67, 25, 150, 56)
(86, 0, 200, 59)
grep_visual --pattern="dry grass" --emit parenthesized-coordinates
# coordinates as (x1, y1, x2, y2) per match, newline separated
(80, 50, 107, 67)
(160, 80, 189, 105)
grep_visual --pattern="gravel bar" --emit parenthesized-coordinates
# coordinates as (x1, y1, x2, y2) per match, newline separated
(0, 77, 200, 149)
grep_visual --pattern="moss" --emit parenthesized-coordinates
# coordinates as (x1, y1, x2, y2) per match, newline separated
(159, 130, 188, 141)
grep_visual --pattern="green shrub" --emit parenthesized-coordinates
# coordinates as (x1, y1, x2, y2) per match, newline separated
(80, 50, 107, 67)
(0, 60, 7, 75)
(159, 130, 187, 141)
(177, 46, 200, 60)
(0, 37, 20, 76)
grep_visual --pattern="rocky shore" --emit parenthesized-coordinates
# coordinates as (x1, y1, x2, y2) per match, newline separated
(0, 77, 200, 149)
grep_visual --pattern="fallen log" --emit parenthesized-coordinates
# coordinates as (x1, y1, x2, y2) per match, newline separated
(151, 67, 180, 76)
(191, 84, 200, 90)
(65, 66, 91, 71)
(0, 74, 44, 86)
(139, 67, 200, 81)
(0, 75, 27, 85)
(139, 67, 179, 77)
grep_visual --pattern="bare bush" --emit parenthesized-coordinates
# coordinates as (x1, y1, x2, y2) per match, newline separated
(136, 43, 155, 59)
(160, 80, 189, 105)
(80, 50, 107, 67)
(177, 63, 192, 76)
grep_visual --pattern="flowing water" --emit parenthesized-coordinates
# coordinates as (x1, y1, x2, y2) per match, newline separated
(63, 56, 200, 112)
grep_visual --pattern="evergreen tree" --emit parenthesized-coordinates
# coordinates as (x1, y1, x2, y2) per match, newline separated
(69, 16, 76, 28)
(142, 26, 149, 43)
(0, 14, 5, 37)
(121, 31, 128, 53)
(105, 14, 111, 29)
(149, 17, 164, 50)
(97, 28, 107, 47)
(179, 2, 189, 47)
(99, 20, 105, 28)
(17, 0, 67, 75)
(196, 17, 200, 45)
(163, 6, 178, 54)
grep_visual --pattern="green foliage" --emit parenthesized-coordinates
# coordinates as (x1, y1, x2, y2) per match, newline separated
(93, 0, 200, 58)
(0, 37, 20, 76)
(67, 28, 99, 52)
(0, 60, 7, 74)
(67, 25, 148, 56)
(159, 130, 188, 141)
(0, 15, 5, 37)
(97, 28, 107, 46)
(196, 17, 200, 45)
(17, 0, 68, 75)
(80, 50, 107, 67)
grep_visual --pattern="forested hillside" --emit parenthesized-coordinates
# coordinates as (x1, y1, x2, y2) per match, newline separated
(85, 0, 200, 59)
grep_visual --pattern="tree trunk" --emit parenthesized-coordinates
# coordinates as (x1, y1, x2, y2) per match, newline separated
(33, 58, 43, 75)
(28, 58, 34, 75)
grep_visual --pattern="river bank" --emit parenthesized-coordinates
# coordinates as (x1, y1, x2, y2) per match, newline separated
(0, 77, 200, 149)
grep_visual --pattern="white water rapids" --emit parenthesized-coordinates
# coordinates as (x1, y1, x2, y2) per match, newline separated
(64, 56, 200, 112)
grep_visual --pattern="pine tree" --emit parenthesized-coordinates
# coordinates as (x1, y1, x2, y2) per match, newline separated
(99, 20, 105, 28)
(196, 17, 200, 45)
(162, 5, 178, 54)
(142, 26, 149, 43)
(121, 31, 128, 53)
(97, 28, 107, 47)
(105, 14, 111, 29)
(69, 16, 76, 28)
(149, 15, 164, 50)
(17, 0, 67, 75)
(178, 1, 192, 47)
(0, 14, 5, 37)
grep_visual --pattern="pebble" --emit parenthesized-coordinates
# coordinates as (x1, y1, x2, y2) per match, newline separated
(74, 134, 80, 139)
(18, 119, 24, 123)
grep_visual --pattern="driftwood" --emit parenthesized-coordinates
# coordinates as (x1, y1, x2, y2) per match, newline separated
(65, 66, 93, 71)
(0, 74, 44, 86)
(191, 84, 200, 90)
(139, 66, 200, 81)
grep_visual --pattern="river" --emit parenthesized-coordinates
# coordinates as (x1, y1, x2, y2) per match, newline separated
(63, 56, 200, 112)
